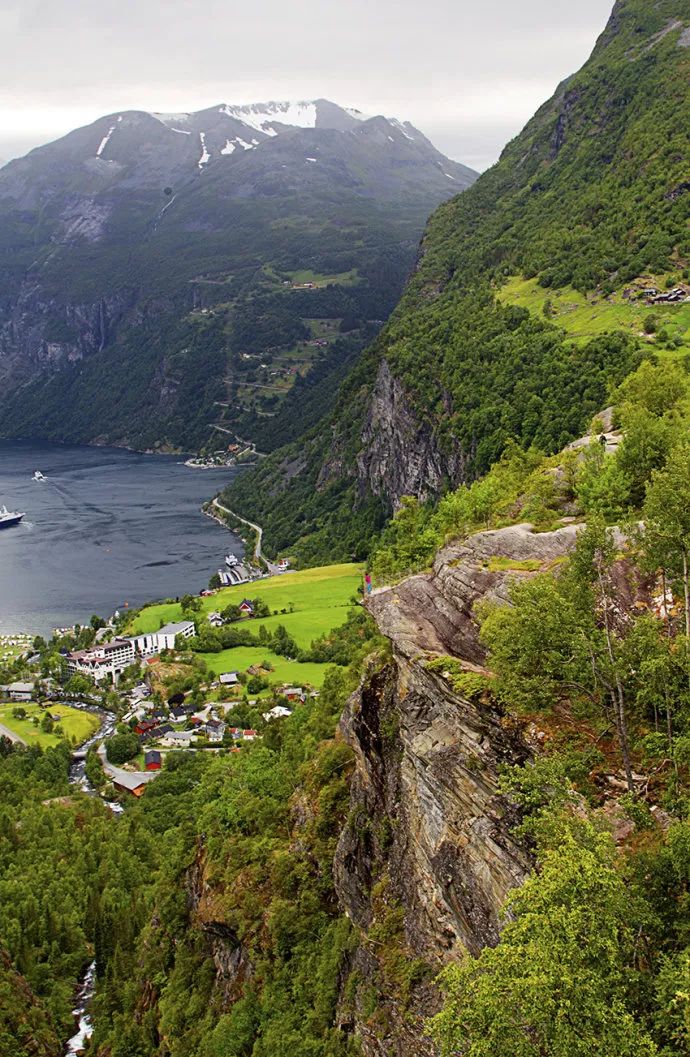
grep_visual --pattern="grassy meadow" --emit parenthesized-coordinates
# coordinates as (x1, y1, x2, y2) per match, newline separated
(0, 703, 100, 748)
(497, 275, 690, 360)
(128, 564, 364, 690)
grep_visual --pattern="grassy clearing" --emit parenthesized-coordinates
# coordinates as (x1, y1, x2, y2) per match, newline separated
(128, 564, 362, 638)
(285, 268, 361, 288)
(0, 703, 100, 748)
(486, 557, 543, 573)
(128, 564, 364, 690)
(496, 276, 690, 360)
(200, 647, 330, 689)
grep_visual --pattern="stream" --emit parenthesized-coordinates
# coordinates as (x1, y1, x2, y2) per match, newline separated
(64, 961, 97, 1056)
(63, 703, 121, 1053)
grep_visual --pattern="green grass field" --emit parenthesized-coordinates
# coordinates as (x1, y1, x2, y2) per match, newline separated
(284, 268, 361, 288)
(200, 647, 330, 689)
(127, 564, 364, 690)
(497, 276, 690, 360)
(0, 703, 100, 748)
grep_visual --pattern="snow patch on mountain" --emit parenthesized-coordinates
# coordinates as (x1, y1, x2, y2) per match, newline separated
(96, 118, 120, 158)
(198, 132, 210, 169)
(221, 139, 236, 155)
(390, 119, 415, 141)
(153, 112, 191, 128)
(219, 101, 318, 135)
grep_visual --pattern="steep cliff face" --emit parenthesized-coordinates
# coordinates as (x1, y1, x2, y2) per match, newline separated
(185, 846, 254, 1008)
(354, 360, 469, 508)
(334, 522, 583, 1054)
(0, 286, 142, 391)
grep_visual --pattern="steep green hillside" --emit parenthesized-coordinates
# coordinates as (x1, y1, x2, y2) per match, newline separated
(223, 0, 690, 564)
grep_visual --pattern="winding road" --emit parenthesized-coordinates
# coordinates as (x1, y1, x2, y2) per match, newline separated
(0, 721, 25, 745)
(213, 497, 263, 560)
(212, 498, 286, 575)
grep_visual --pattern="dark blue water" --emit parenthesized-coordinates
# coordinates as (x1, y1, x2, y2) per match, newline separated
(0, 440, 244, 635)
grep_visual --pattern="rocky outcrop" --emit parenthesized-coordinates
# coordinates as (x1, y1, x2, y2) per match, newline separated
(335, 522, 584, 1055)
(355, 360, 469, 509)
(185, 845, 253, 1006)
(0, 284, 140, 390)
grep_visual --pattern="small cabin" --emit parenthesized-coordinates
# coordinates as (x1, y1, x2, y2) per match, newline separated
(145, 750, 162, 772)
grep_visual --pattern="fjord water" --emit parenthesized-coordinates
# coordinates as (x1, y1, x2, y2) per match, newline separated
(0, 440, 243, 635)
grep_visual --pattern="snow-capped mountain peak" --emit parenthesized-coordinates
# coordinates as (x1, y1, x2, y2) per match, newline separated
(218, 100, 319, 135)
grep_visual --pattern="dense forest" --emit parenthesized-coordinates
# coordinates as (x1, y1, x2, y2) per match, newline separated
(0, 615, 382, 1057)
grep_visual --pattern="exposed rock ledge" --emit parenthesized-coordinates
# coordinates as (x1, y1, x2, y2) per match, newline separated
(334, 522, 583, 1055)
(368, 521, 583, 664)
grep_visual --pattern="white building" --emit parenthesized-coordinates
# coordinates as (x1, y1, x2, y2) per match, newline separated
(156, 621, 196, 651)
(128, 631, 161, 658)
(66, 638, 135, 682)
(262, 705, 292, 722)
(205, 719, 226, 743)
(160, 729, 197, 748)
(128, 620, 196, 658)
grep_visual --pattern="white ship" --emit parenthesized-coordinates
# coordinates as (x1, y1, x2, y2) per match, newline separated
(32, 471, 46, 481)
(0, 505, 25, 528)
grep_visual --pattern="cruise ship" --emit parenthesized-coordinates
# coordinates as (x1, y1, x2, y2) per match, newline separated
(0, 505, 25, 528)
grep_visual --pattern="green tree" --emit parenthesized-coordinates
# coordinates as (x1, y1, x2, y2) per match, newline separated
(105, 731, 140, 765)
(429, 820, 656, 1057)
(616, 361, 686, 418)
(180, 594, 202, 615)
(575, 440, 631, 520)
(642, 444, 690, 643)
(616, 406, 678, 507)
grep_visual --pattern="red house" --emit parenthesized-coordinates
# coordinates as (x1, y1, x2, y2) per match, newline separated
(135, 719, 158, 737)
(144, 750, 162, 771)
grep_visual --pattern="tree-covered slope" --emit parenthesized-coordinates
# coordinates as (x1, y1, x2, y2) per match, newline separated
(223, 0, 690, 565)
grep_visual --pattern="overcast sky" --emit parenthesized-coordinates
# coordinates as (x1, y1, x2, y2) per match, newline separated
(0, 0, 614, 171)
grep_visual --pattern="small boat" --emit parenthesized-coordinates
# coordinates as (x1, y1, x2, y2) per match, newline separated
(0, 505, 25, 528)
(32, 471, 46, 481)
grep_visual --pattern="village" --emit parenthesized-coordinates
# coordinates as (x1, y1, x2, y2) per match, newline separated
(0, 617, 312, 800)
(0, 563, 362, 800)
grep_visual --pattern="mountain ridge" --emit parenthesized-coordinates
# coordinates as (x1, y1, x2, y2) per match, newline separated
(0, 99, 477, 450)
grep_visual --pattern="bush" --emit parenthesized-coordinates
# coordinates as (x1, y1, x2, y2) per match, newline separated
(106, 731, 140, 765)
